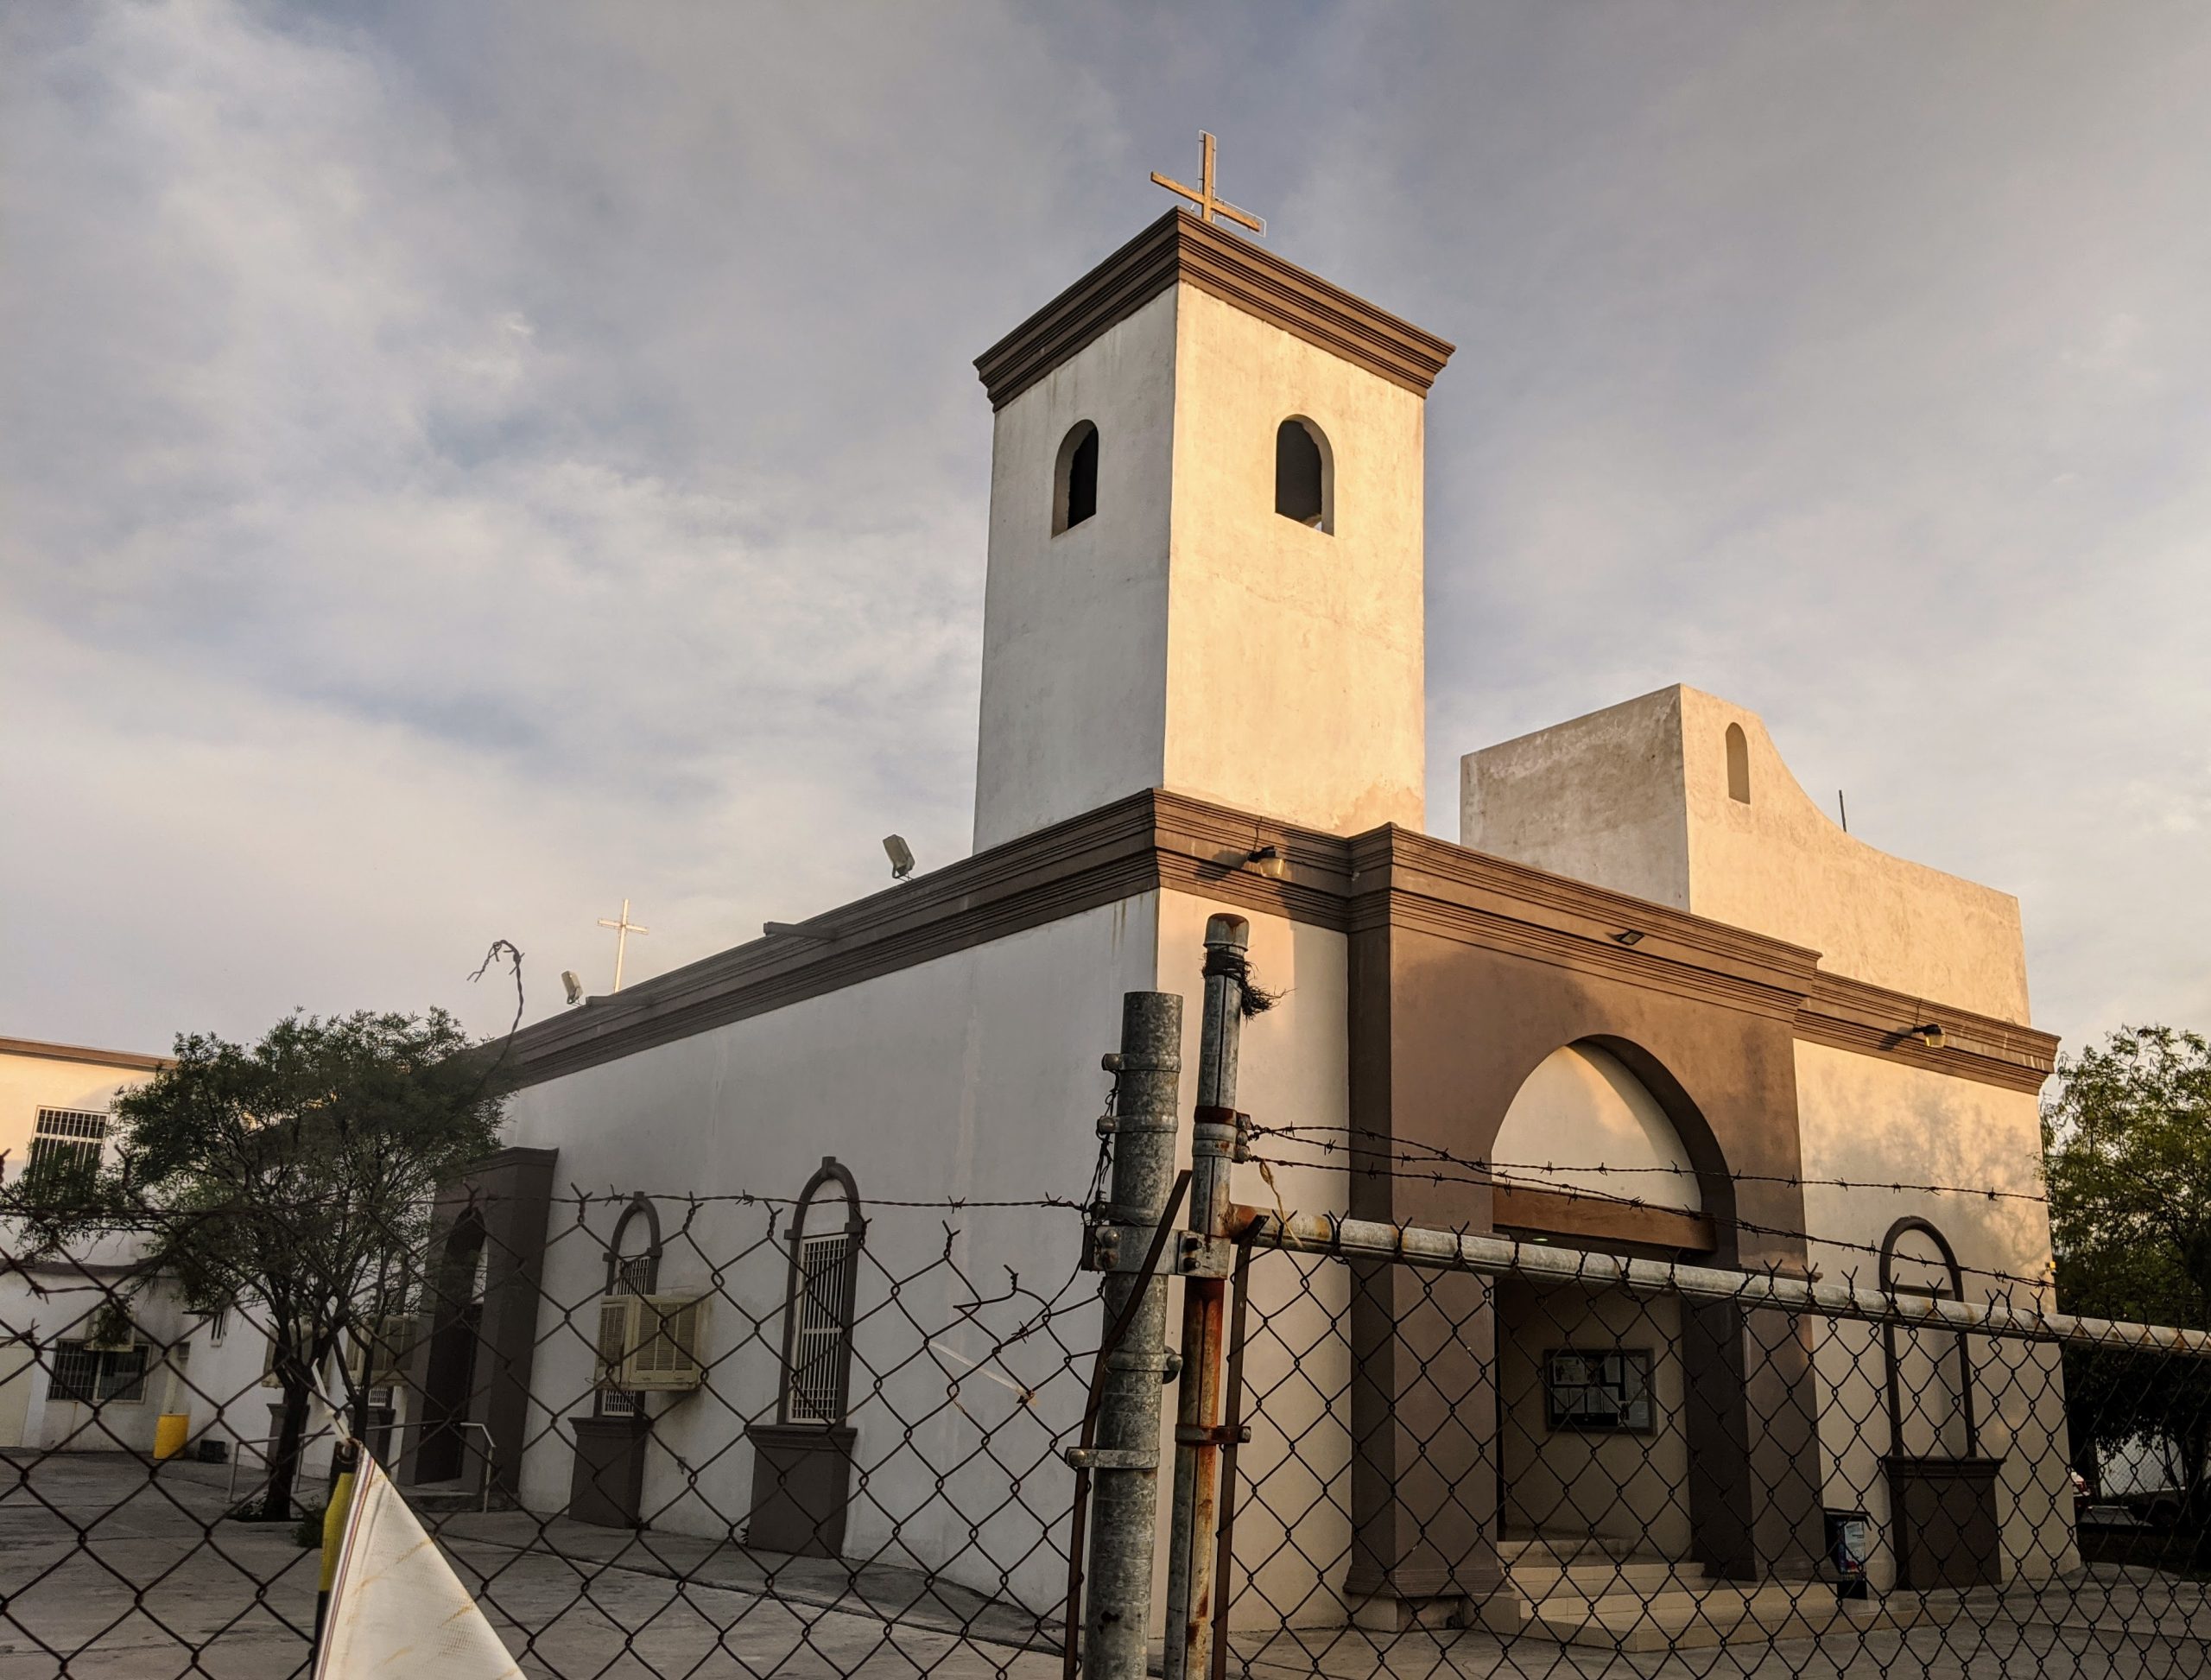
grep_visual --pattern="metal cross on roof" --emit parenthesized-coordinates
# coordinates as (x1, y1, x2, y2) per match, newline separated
(1150, 131, 1264, 236)
(596, 897, 649, 992)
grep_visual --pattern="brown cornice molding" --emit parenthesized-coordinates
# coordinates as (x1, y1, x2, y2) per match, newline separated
(972, 210, 1454, 410)
(1350, 827, 1823, 1020)
(0, 1037, 171, 1074)
(502, 789, 2059, 1097)
(1797, 973, 2058, 1095)
(504, 791, 1169, 1087)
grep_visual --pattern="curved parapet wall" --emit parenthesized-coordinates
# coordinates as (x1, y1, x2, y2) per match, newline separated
(1460, 685, 2030, 1024)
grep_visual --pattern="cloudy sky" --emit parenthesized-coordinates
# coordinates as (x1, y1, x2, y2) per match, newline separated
(5, 2, 2208, 1060)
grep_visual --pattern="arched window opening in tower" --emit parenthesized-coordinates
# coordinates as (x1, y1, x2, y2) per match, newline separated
(1275, 417, 1332, 531)
(1726, 722, 1751, 804)
(1054, 421, 1099, 534)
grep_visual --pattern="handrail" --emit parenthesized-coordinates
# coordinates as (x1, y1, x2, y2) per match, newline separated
(223, 1416, 496, 1514)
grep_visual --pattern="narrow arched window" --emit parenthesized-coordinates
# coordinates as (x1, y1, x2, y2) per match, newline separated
(1275, 417, 1331, 532)
(1054, 421, 1099, 534)
(1878, 1218, 1977, 1460)
(1725, 723, 1751, 804)
(779, 1159, 865, 1426)
(597, 1197, 662, 1418)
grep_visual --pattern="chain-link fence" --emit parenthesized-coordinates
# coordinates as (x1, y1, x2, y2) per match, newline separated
(0, 1185, 1100, 1678)
(1, 988, 2208, 1677)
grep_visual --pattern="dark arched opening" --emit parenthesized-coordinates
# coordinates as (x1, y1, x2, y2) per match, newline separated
(1054, 421, 1099, 534)
(1274, 416, 1332, 531)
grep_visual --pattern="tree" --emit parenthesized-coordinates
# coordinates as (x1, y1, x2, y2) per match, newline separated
(2043, 1024, 2211, 1533)
(24, 1010, 507, 1519)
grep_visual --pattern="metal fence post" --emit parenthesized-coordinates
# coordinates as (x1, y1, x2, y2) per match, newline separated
(1164, 916, 1249, 1680)
(1081, 991, 1183, 1680)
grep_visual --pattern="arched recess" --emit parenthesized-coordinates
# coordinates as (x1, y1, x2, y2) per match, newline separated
(1054, 421, 1099, 535)
(1274, 416, 1332, 531)
(1486, 1039, 1726, 1254)
(605, 1195, 663, 1296)
(1878, 1217, 1977, 1459)
(1726, 723, 1752, 803)
(419, 1209, 487, 1482)
(780, 1159, 867, 1427)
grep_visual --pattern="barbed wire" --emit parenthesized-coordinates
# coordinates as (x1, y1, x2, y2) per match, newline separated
(1241, 1148, 2061, 1294)
(1247, 1120, 2051, 1206)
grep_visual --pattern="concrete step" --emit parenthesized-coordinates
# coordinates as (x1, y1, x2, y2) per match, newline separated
(1516, 1559, 1703, 1597)
(1518, 1582, 1927, 1651)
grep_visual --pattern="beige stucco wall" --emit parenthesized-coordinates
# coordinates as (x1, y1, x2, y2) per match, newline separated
(0, 1044, 156, 1173)
(1460, 688, 1693, 910)
(1498, 1279, 1692, 1560)
(1793, 1042, 2076, 1588)
(1161, 287, 1427, 837)
(1461, 686, 2031, 1022)
(1491, 1043, 1703, 1212)
(974, 281, 1429, 851)
(1158, 891, 1353, 1629)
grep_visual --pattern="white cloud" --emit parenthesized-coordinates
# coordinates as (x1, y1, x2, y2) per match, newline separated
(4, 0, 2208, 1058)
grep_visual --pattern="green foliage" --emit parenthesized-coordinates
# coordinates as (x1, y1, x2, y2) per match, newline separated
(2043, 1024, 2211, 1511)
(9, 1008, 508, 1518)
(292, 1503, 328, 1550)
(2044, 1024, 2211, 1328)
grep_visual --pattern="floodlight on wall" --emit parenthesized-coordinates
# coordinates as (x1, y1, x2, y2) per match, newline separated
(1611, 929, 1645, 947)
(1905, 1023, 1948, 1050)
(561, 971, 585, 1007)
(884, 834, 916, 880)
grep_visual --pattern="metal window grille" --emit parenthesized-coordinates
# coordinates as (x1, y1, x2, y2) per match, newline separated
(1543, 1346, 1654, 1432)
(786, 1232, 855, 1424)
(26, 1108, 108, 1179)
(48, 1341, 145, 1405)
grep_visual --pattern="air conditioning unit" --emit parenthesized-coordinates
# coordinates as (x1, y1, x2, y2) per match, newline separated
(595, 1294, 709, 1394)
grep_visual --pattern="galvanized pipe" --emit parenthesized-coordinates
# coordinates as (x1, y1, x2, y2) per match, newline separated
(1083, 992, 1182, 1680)
(1163, 916, 1248, 1680)
(1237, 1209, 2211, 1354)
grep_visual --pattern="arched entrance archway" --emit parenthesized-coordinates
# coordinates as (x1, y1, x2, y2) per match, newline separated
(1488, 1045, 1709, 1560)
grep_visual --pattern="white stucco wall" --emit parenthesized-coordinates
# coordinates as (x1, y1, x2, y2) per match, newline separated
(1460, 686, 2032, 1022)
(503, 896, 1163, 1611)
(1793, 1043, 2075, 1588)
(973, 294, 1180, 852)
(974, 281, 1430, 852)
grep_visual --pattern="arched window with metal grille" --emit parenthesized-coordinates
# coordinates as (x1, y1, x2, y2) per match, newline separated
(779, 1159, 865, 1426)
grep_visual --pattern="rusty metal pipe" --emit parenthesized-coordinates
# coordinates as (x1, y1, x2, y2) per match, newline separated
(1163, 916, 1248, 1680)
(1230, 1208, 2210, 1352)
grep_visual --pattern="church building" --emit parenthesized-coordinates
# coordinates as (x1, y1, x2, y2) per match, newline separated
(450, 192, 2073, 1632)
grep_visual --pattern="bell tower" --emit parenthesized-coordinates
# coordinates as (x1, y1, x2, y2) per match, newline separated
(969, 193, 1453, 852)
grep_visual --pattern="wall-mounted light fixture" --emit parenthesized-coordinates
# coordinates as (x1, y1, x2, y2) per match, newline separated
(1611, 929, 1645, 947)
(1905, 1023, 1948, 1050)
(884, 834, 916, 880)
(561, 971, 585, 1006)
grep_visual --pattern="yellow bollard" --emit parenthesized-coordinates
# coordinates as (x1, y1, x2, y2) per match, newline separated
(314, 1450, 358, 1653)
(152, 1414, 189, 1461)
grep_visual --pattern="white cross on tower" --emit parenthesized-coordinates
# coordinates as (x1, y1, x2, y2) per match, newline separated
(596, 897, 649, 992)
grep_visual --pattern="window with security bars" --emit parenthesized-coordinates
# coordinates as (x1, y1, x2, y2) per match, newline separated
(778, 1158, 865, 1427)
(26, 1108, 108, 1179)
(1543, 1347, 1654, 1432)
(49, 1341, 147, 1405)
(597, 1196, 662, 1417)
